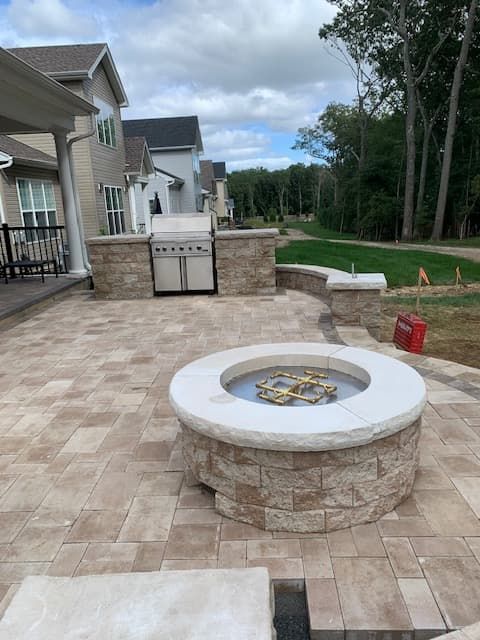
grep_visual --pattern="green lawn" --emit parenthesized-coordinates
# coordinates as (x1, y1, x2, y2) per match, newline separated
(292, 220, 480, 247)
(276, 239, 480, 287)
(287, 221, 356, 240)
(419, 237, 480, 248)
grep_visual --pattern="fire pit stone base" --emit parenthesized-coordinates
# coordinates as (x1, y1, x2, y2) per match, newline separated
(181, 418, 420, 533)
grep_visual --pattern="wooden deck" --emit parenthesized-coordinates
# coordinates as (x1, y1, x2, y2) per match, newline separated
(0, 275, 89, 329)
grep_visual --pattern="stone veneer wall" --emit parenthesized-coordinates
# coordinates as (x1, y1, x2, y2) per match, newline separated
(276, 265, 386, 339)
(215, 229, 278, 296)
(87, 235, 153, 299)
(329, 289, 382, 338)
(181, 419, 420, 533)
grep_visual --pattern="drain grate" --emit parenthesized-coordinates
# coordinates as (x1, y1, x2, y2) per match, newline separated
(274, 587, 310, 640)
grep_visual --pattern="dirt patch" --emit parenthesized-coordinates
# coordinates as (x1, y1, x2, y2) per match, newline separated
(384, 283, 480, 297)
(381, 289, 480, 368)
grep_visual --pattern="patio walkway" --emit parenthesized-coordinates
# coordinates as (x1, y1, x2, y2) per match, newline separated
(1, 289, 480, 637)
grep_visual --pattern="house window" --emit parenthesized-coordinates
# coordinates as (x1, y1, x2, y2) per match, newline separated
(16, 179, 58, 241)
(94, 97, 117, 148)
(104, 186, 125, 235)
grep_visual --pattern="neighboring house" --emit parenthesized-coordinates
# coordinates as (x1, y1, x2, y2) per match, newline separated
(8, 43, 132, 238)
(0, 46, 98, 275)
(212, 162, 234, 222)
(122, 116, 204, 215)
(199, 159, 218, 227)
(124, 136, 155, 233)
(153, 168, 185, 215)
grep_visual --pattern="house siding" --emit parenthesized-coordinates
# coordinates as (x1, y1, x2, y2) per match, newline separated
(215, 179, 227, 219)
(0, 165, 64, 227)
(84, 64, 131, 234)
(11, 71, 130, 239)
(149, 149, 197, 213)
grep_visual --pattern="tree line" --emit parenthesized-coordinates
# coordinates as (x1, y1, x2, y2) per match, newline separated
(230, 0, 480, 241)
(228, 164, 333, 222)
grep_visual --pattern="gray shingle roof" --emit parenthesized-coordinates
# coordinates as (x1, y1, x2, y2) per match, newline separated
(8, 43, 106, 74)
(124, 136, 146, 175)
(213, 162, 226, 179)
(122, 116, 201, 150)
(0, 135, 57, 167)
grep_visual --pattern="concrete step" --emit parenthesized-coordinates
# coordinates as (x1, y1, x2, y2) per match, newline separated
(0, 568, 276, 639)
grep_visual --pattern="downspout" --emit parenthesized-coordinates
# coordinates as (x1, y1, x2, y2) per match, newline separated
(0, 156, 13, 224)
(67, 129, 95, 271)
(165, 177, 175, 214)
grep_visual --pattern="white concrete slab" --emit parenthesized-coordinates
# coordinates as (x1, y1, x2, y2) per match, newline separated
(169, 343, 426, 451)
(0, 568, 275, 640)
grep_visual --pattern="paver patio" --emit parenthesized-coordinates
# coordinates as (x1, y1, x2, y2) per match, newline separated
(1, 288, 480, 637)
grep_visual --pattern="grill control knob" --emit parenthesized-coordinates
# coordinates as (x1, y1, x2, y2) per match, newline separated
(171, 247, 175, 251)
(188, 246, 192, 251)
(162, 247, 167, 252)
(197, 246, 202, 250)
(180, 247, 184, 251)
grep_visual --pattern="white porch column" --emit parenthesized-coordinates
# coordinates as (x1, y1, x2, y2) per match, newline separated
(142, 185, 152, 234)
(54, 132, 87, 276)
(127, 180, 138, 232)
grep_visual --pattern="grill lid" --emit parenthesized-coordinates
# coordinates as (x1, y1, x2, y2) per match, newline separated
(151, 213, 212, 235)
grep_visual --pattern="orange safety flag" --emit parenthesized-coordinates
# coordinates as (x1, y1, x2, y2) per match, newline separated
(419, 267, 430, 285)
(456, 266, 462, 282)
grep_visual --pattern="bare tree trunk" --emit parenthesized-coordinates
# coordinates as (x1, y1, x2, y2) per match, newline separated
(431, 0, 478, 240)
(415, 93, 442, 217)
(401, 0, 417, 241)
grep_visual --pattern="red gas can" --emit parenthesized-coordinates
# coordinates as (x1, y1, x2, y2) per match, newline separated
(393, 313, 427, 354)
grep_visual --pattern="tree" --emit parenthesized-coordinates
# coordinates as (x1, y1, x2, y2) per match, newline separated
(319, 0, 460, 240)
(431, 0, 479, 239)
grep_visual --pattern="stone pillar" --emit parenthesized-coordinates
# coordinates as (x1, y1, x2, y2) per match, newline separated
(215, 229, 278, 296)
(87, 235, 153, 299)
(54, 132, 87, 277)
(326, 273, 387, 339)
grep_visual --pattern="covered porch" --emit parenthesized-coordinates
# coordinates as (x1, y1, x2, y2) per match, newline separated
(0, 47, 98, 278)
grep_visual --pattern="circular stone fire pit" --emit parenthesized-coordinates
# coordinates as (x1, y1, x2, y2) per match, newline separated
(169, 343, 426, 533)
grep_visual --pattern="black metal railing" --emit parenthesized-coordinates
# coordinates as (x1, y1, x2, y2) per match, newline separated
(0, 223, 68, 275)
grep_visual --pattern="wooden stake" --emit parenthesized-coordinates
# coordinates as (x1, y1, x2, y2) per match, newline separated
(416, 271, 422, 315)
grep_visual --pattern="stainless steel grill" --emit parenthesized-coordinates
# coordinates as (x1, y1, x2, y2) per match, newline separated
(150, 214, 214, 293)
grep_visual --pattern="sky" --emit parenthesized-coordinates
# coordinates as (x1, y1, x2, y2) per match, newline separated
(0, 0, 357, 171)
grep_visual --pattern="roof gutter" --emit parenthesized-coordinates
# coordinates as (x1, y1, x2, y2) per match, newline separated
(0, 153, 13, 224)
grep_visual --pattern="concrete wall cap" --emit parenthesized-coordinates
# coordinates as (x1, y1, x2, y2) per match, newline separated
(326, 272, 387, 290)
(216, 229, 279, 240)
(169, 342, 426, 452)
(276, 264, 347, 279)
(87, 234, 150, 245)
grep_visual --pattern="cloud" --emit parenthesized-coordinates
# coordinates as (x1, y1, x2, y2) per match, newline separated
(6, 0, 97, 39)
(228, 156, 294, 171)
(0, 0, 357, 168)
(202, 128, 270, 160)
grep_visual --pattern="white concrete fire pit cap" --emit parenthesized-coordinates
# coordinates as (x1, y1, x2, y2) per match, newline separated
(169, 343, 426, 452)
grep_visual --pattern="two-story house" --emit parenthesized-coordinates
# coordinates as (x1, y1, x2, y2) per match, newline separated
(212, 162, 233, 222)
(122, 116, 204, 215)
(8, 43, 132, 239)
